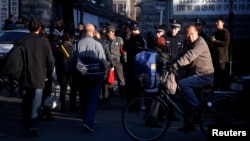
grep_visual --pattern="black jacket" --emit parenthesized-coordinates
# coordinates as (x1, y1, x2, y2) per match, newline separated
(18, 32, 55, 88)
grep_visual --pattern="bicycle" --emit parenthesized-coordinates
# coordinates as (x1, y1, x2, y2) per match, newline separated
(122, 68, 247, 141)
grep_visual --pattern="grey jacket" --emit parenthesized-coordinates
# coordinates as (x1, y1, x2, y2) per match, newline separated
(173, 37, 214, 75)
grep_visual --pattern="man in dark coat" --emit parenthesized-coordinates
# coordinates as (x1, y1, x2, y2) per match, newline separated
(210, 16, 230, 90)
(18, 19, 55, 137)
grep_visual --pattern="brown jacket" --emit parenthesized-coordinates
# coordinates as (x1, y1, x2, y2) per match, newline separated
(173, 37, 214, 75)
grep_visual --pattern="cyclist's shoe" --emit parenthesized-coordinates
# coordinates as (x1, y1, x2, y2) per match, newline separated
(177, 123, 195, 133)
(170, 115, 180, 121)
(145, 116, 162, 128)
(145, 120, 162, 128)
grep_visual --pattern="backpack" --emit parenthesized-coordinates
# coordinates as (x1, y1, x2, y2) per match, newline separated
(134, 50, 158, 89)
(76, 57, 106, 79)
(3, 43, 26, 81)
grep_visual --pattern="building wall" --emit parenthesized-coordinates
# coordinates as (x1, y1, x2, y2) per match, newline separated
(21, 0, 53, 26)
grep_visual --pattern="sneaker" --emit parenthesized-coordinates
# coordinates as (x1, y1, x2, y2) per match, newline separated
(82, 124, 95, 132)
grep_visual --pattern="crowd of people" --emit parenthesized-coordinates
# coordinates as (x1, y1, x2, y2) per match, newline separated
(1, 15, 230, 137)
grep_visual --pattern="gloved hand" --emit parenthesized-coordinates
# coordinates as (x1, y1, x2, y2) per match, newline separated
(167, 64, 178, 76)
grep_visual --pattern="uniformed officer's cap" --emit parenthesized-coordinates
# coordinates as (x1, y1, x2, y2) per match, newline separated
(107, 25, 116, 32)
(100, 22, 109, 28)
(194, 18, 205, 26)
(169, 19, 182, 27)
(156, 24, 167, 33)
(131, 23, 140, 30)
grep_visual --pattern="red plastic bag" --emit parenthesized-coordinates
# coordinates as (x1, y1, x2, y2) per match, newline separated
(107, 67, 115, 85)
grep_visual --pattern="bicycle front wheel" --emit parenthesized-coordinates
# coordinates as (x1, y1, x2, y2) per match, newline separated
(122, 96, 170, 141)
(199, 96, 244, 137)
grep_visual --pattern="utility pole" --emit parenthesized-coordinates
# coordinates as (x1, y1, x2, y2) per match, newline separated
(228, 0, 234, 76)
(80, 0, 84, 23)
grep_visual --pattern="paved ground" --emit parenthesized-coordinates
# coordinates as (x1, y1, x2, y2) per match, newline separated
(0, 95, 210, 141)
(0, 81, 248, 141)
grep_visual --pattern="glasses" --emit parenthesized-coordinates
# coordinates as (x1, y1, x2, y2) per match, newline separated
(196, 23, 202, 26)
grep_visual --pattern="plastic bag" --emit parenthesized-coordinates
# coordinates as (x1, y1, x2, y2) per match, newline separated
(44, 96, 58, 109)
(107, 67, 115, 85)
(165, 72, 177, 95)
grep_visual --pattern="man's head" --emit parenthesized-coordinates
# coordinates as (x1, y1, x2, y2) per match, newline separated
(78, 22, 84, 31)
(28, 19, 41, 33)
(155, 24, 167, 38)
(131, 23, 141, 35)
(85, 23, 96, 37)
(107, 25, 116, 39)
(215, 16, 225, 30)
(169, 19, 182, 36)
(194, 18, 205, 31)
(185, 25, 199, 43)
(100, 22, 109, 32)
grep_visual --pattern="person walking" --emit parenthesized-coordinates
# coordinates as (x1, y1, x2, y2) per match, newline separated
(210, 16, 230, 91)
(170, 25, 214, 133)
(18, 19, 55, 137)
(67, 23, 107, 132)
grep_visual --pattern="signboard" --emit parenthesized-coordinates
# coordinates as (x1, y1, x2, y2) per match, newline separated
(173, 0, 250, 15)
(155, 2, 166, 10)
(0, 0, 9, 30)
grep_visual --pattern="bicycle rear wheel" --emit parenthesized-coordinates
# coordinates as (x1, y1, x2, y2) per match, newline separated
(122, 96, 170, 141)
(199, 96, 244, 137)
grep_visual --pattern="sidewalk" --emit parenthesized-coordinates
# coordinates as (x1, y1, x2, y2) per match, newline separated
(0, 81, 208, 141)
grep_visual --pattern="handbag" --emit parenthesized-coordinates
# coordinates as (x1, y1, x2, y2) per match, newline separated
(107, 67, 115, 85)
(165, 71, 177, 95)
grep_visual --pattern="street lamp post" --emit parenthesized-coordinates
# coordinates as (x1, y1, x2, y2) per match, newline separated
(155, 1, 165, 25)
(229, 0, 234, 76)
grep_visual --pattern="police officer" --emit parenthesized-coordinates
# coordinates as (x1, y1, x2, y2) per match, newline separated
(123, 23, 146, 103)
(102, 25, 126, 100)
(166, 19, 186, 62)
(99, 22, 109, 41)
(194, 18, 209, 44)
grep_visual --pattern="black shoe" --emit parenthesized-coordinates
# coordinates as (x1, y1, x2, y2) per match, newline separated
(60, 108, 67, 113)
(177, 124, 196, 133)
(69, 106, 79, 112)
(41, 115, 54, 121)
(145, 120, 162, 128)
(26, 130, 38, 138)
(82, 124, 95, 132)
(170, 115, 180, 121)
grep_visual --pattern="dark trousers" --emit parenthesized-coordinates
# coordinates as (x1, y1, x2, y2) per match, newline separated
(21, 88, 43, 132)
(214, 62, 229, 91)
(113, 60, 126, 97)
(77, 76, 103, 127)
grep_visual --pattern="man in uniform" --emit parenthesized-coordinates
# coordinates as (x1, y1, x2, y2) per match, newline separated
(194, 18, 209, 44)
(102, 25, 126, 100)
(166, 19, 186, 62)
(123, 23, 146, 103)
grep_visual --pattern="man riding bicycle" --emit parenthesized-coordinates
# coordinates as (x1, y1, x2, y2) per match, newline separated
(169, 25, 214, 133)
